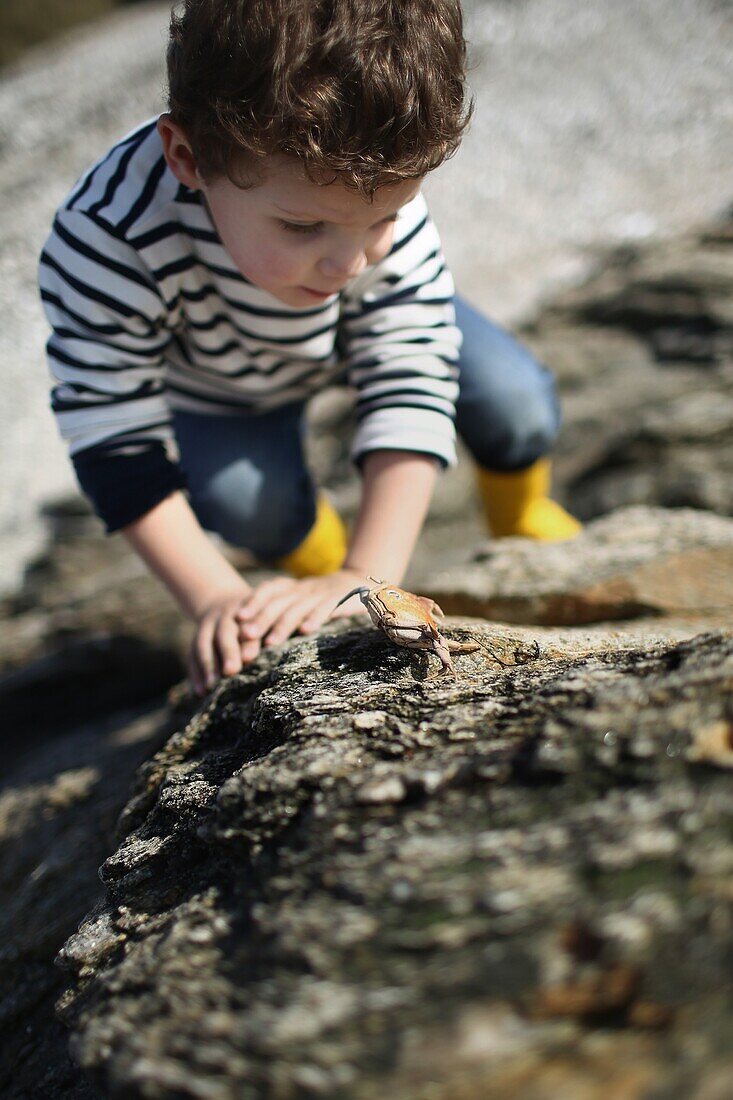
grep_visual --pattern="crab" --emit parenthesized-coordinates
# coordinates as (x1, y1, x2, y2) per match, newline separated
(336, 576, 480, 677)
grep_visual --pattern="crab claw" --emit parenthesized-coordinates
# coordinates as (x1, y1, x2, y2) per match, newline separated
(335, 585, 371, 609)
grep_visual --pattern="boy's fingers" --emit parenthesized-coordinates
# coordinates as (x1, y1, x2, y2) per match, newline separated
(240, 591, 300, 639)
(215, 614, 243, 678)
(240, 636, 262, 664)
(331, 592, 365, 618)
(236, 578, 293, 621)
(193, 614, 218, 690)
(299, 596, 338, 634)
(302, 589, 369, 633)
(187, 653, 205, 696)
(265, 594, 322, 645)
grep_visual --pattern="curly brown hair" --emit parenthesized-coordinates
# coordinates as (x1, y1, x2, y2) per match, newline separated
(166, 0, 472, 195)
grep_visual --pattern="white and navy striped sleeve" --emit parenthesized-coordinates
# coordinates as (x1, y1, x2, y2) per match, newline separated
(39, 206, 183, 532)
(339, 193, 461, 469)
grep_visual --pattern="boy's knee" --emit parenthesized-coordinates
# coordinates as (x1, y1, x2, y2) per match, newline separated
(505, 390, 561, 468)
(458, 375, 561, 470)
(191, 464, 316, 560)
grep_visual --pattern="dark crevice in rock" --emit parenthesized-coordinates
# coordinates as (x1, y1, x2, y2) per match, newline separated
(0, 636, 184, 739)
(436, 589, 663, 626)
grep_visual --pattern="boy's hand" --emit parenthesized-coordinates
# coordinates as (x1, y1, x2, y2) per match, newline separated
(189, 571, 368, 694)
(236, 568, 368, 652)
(189, 583, 260, 696)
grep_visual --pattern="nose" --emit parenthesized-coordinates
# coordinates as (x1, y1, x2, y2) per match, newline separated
(317, 245, 368, 281)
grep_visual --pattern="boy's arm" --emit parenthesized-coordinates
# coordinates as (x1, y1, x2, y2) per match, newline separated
(343, 449, 439, 582)
(40, 206, 183, 533)
(122, 491, 249, 619)
(121, 491, 257, 693)
(125, 450, 437, 689)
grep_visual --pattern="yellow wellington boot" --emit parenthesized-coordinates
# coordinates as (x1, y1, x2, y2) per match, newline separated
(476, 458, 582, 541)
(275, 493, 348, 577)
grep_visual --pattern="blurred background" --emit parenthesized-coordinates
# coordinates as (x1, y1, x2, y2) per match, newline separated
(1, 0, 732, 593)
(0, 0, 147, 67)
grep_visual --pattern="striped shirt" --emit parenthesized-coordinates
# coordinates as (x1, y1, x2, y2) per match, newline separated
(39, 119, 461, 532)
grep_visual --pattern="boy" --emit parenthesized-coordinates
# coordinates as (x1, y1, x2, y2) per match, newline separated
(39, 0, 579, 695)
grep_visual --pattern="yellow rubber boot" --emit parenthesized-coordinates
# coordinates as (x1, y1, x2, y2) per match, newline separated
(476, 458, 582, 541)
(275, 494, 348, 577)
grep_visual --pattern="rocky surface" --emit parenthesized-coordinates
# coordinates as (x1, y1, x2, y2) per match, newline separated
(53, 622, 733, 1100)
(0, 507, 185, 737)
(0, 703, 179, 1100)
(2, 504, 733, 1099)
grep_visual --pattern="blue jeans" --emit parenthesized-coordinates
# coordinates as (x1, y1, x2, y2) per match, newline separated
(174, 294, 561, 558)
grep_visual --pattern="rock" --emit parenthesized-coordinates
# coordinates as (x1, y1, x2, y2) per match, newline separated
(3, 509, 732, 1097)
(0, 500, 269, 735)
(0, 704, 182, 1099)
(423, 506, 733, 626)
(525, 211, 733, 520)
(52, 626, 733, 1099)
(0, 502, 188, 733)
(687, 719, 733, 769)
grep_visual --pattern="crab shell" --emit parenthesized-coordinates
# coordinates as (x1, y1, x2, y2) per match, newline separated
(360, 584, 445, 651)
(336, 579, 475, 676)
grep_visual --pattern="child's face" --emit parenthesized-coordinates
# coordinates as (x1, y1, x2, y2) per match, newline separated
(159, 118, 421, 308)
(204, 161, 421, 307)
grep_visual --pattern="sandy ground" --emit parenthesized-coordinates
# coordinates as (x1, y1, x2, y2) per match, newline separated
(1, 0, 731, 593)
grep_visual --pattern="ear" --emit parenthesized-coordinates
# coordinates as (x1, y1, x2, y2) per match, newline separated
(157, 114, 203, 190)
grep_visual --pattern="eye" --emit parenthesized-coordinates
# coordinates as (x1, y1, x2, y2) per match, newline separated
(369, 215, 398, 235)
(279, 214, 397, 236)
(387, 589, 401, 598)
(279, 220, 323, 235)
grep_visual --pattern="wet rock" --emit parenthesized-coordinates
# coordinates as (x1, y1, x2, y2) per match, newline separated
(0, 501, 267, 735)
(528, 962, 642, 1024)
(687, 719, 733, 769)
